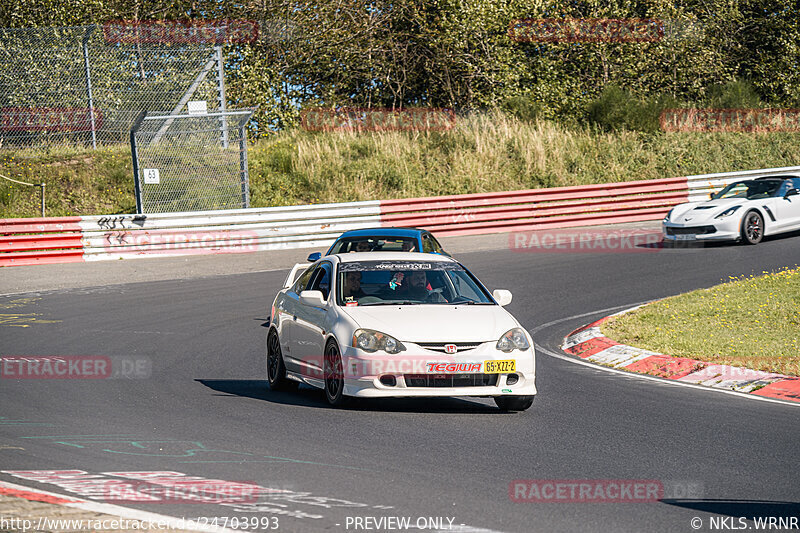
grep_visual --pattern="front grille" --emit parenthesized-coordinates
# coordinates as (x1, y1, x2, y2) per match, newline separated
(666, 226, 717, 236)
(403, 374, 499, 387)
(415, 342, 483, 353)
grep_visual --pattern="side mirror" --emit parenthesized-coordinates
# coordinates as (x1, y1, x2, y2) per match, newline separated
(307, 252, 322, 262)
(492, 289, 513, 307)
(784, 188, 799, 199)
(299, 290, 326, 307)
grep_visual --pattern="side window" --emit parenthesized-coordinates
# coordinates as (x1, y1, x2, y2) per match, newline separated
(777, 180, 792, 197)
(329, 240, 346, 254)
(792, 178, 800, 190)
(430, 235, 445, 253)
(308, 262, 332, 300)
(292, 266, 315, 294)
(422, 234, 434, 253)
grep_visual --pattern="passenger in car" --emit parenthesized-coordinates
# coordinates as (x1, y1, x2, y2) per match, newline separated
(354, 240, 372, 252)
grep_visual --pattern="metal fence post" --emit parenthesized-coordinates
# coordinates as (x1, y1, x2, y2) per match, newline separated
(130, 111, 147, 214)
(239, 124, 250, 208)
(215, 46, 229, 148)
(82, 25, 98, 149)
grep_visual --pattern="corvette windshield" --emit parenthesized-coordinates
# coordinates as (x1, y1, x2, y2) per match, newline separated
(712, 179, 783, 200)
(336, 260, 494, 306)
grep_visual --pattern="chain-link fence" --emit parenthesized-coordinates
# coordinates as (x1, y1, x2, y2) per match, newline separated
(0, 24, 227, 147)
(131, 108, 256, 213)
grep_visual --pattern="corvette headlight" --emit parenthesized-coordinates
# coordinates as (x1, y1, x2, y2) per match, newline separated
(715, 206, 741, 219)
(496, 328, 530, 353)
(663, 208, 674, 222)
(352, 329, 406, 354)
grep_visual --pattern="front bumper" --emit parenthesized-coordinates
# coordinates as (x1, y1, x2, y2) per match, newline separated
(339, 342, 536, 398)
(662, 219, 739, 242)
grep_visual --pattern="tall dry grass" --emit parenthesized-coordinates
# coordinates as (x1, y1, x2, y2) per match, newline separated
(2, 110, 799, 216)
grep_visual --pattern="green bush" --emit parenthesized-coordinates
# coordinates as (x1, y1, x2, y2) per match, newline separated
(705, 79, 763, 109)
(587, 86, 680, 133)
(501, 96, 542, 123)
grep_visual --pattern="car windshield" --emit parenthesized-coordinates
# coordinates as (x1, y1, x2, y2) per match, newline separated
(712, 179, 783, 200)
(329, 237, 418, 253)
(336, 260, 494, 306)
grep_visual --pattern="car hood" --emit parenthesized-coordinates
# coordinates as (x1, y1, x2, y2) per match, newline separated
(340, 304, 518, 343)
(670, 198, 750, 223)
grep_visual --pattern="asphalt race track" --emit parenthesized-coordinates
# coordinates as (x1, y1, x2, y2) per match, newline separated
(1, 233, 799, 533)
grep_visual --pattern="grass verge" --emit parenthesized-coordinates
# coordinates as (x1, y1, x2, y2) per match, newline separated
(601, 267, 800, 376)
(2, 110, 800, 217)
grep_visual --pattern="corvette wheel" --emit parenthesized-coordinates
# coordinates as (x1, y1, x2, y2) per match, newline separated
(267, 329, 297, 391)
(495, 395, 535, 412)
(741, 211, 764, 245)
(324, 341, 346, 406)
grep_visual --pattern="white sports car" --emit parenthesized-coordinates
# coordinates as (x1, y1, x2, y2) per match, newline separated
(663, 176, 800, 244)
(267, 252, 536, 411)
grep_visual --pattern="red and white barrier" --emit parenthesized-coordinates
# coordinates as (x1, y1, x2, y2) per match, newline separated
(562, 311, 800, 403)
(2, 165, 799, 267)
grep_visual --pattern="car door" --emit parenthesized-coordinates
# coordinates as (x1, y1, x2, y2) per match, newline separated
(293, 261, 333, 379)
(774, 178, 800, 232)
(280, 266, 315, 372)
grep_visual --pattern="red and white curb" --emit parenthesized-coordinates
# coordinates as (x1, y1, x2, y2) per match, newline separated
(561, 307, 800, 404)
(0, 480, 236, 532)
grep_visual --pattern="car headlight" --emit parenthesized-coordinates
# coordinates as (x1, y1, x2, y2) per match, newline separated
(352, 329, 406, 354)
(663, 208, 674, 222)
(715, 205, 741, 219)
(496, 328, 530, 353)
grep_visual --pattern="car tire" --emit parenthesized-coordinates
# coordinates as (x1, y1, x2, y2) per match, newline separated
(324, 340, 347, 406)
(494, 395, 535, 412)
(267, 329, 297, 392)
(741, 210, 764, 245)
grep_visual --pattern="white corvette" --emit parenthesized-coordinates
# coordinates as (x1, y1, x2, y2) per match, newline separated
(267, 252, 536, 411)
(663, 176, 800, 245)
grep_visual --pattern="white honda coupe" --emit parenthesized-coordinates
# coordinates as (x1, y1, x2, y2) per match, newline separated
(663, 176, 800, 245)
(266, 252, 536, 411)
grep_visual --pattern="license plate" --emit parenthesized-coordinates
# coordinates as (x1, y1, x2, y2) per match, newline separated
(484, 360, 515, 373)
(676, 234, 695, 241)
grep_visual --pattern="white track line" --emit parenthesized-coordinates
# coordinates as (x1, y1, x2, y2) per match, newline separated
(0, 480, 237, 533)
(530, 307, 800, 409)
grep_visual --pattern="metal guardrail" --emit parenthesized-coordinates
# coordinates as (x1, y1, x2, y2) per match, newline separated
(380, 177, 688, 236)
(78, 201, 382, 261)
(0, 216, 84, 265)
(2, 165, 799, 267)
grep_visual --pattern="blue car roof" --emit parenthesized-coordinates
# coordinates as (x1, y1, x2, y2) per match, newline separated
(335, 228, 423, 238)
